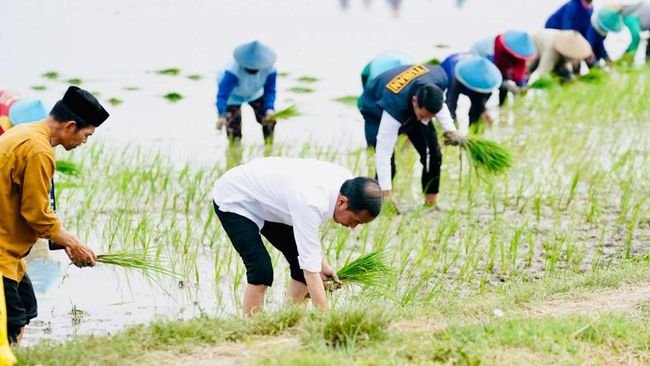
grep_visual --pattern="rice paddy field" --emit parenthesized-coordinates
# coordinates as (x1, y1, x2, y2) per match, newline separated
(3, 0, 650, 365)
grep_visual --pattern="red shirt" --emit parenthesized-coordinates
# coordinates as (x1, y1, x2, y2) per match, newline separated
(493, 34, 528, 86)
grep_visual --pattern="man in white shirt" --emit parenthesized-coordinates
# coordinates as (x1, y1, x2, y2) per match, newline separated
(211, 157, 382, 316)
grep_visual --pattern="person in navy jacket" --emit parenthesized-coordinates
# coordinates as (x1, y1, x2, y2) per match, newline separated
(441, 54, 502, 127)
(358, 64, 464, 210)
(215, 41, 278, 144)
(545, 0, 594, 35)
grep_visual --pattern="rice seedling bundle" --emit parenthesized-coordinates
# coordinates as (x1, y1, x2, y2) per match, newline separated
(268, 105, 300, 120)
(529, 76, 559, 90)
(325, 251, 392, 291)
(460, 137, 512, 175)
(55, 160, 81, 176)
(96, 250, 180, 279)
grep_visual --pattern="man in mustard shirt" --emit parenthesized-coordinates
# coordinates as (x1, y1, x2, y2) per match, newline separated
(0, 86, 109, 344)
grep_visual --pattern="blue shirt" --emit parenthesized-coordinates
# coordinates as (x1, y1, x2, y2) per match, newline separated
(545, 0, 593, 36)
(215, 61, 277, 115)
(358, 64, 448, 124)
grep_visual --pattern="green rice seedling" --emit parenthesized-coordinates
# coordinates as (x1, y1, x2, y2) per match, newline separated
(66, 78, 83, 85)
(41, 71, 59, 79)
(434, 43, 449, 48)
(123, 86, 140, 91)
(326, 251, 392, 291)
(424, 57, 441, 65)
(459, 137, 513, 176)
(288, 86, 314, 93)
(186, 74, 203, 81)
(31, 85, 47, 91)
(107, 98, 123, 106)
(278, 71, 290, 77)
(267, 105, 300, 120)
(96, 250, 181, 279)
(332, 95, 359, 106)
(529, 75, 559, 90)
(56, 160, 81, 176)
(163, 92, 183, 102)
(297, 76, 319, 83)
(156, 68, 181, 76)
(578, 68, 607, 84)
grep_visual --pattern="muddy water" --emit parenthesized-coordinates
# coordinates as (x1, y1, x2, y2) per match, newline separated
(1, 0, 624, 346)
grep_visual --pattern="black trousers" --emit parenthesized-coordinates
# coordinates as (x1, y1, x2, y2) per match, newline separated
(363, 117, 442, 195)
(3, 274, 37, 344)
(225, 96, 276, 142)
(214, 203, 306, 286)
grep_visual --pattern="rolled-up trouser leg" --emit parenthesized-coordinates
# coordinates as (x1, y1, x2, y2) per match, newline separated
(225, 105, 243, 140)
(250, 97, 275, 142)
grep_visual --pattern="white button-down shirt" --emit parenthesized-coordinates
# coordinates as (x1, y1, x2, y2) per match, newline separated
(211, 157, 353, 272)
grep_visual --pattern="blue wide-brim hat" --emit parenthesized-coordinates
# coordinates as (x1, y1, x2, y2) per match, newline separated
(593, 8, 624, 34)
(368, 51, 413, 81)
(502, 31, 537, 59)
(233, 40, 277, 70)
(455, 56, 503, 93)
(9, 99, 48, 125)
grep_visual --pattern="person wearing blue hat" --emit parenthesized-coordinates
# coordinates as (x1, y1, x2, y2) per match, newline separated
(545, 0, 594, 36)
(584, 8, 625, 66)
(215, 40, 278, 144)
(0, 90, 48, 136)
(472, 31, 537, 106)
(441, 53, 502, 126)
(358, 64, 464, 210)
(0, 86, 108, 344)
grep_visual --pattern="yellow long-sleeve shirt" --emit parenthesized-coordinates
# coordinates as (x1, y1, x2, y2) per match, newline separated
(0, 121, 61, 282)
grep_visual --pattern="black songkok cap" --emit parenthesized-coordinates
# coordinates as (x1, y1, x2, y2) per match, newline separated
(60, 86, 109, 127)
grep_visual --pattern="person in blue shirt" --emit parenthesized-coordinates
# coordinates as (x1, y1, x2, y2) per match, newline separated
(545, 0, 594, 35)
(358, 64, 463, 209)
(441, 53, 502, 127)
(585, 8, 624, 66)
(215, 41, 278, 144)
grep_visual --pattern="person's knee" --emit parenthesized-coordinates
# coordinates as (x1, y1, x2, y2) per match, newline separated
(247, 262, 274, 287)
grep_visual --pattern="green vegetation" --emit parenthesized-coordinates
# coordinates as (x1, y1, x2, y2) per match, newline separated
(186, 74, 203, 81)
(55, 160, 81, 177)
(297, 76, 319, 83)
(268, 105, 300, 120)
(424, 57, 441, 65)
(163, 92, 183, 102)
(529, 75, 559, 90)
(288, 86, 314, 93)
(123, 86, 140, 91)
(156, 68, 181, 76)
(333, 95, 359, 106)
(41, 71, 59, 79)
(66, 78, 83, 85)
(96, 250, 180, 279)
(332, 251, 393, 289)
(16, 65, 650, 364)
(460, 136, 512, 176)
(30, 85, 47, 91)
(107, 97, 123, 106)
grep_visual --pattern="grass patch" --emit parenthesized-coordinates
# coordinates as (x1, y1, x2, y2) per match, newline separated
(162, 92, 183, 102)
(304, 307, 391, 349)
(332, 95, 358, 106)
(41, 71, 59, 79)
(66, 78, 83, 85)
(288, 86, 314, 94)
(107, 98, 123, 106)
(297, 76, 319, 83)
(156, 68, 181, 76)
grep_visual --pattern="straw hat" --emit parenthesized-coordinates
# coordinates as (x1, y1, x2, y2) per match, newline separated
(553, 30, 593, 60)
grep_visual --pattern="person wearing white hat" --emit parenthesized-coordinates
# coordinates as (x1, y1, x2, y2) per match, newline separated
(215, 40, 278, 144)
(528, 29, 593, 83)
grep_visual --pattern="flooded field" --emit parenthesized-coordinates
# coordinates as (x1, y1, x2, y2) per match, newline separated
(2, 0, 649, 349)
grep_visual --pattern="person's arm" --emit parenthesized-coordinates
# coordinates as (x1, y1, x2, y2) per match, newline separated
(21, 153, 95, 267)
(375, 111, 401, 192)
(434, 103, 457, 132)
(263, 71, 277, 113)
(289, 199, 329, 310)
(216, 71, 238, 115)
(468, 93, 489, 124)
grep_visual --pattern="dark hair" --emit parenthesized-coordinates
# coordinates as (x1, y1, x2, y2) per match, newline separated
(49, 101, 92, 130)
(339, 177, 383, 217)
(415, 85, 444, 114)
